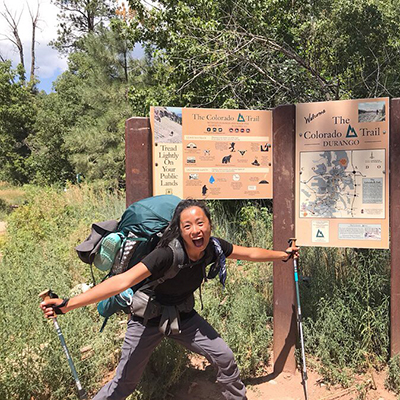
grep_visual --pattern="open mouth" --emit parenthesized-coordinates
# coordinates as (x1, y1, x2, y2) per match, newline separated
(192, 238, 204, 248)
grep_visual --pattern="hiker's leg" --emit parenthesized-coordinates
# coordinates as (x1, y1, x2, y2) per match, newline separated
(171, 313, 247, 400)
(93, 319, 163, 400)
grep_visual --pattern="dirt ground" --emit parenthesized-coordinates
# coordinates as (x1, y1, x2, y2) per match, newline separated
(173, 354, 398, 400)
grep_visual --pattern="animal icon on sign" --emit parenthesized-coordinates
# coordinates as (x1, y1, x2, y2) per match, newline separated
(204, 149, 211, 156)
(239, 150, 247, 156)
(222, 155, 232, 164)
(261, 143, 271, 152)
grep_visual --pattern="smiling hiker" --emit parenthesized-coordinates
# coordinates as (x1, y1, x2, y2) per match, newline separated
(40, 198, 299, 400)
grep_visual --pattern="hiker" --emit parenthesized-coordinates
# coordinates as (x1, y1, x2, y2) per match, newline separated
(40, 199, 299, 400)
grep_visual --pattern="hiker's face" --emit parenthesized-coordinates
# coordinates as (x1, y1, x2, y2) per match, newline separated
(179, 206, 211, 256)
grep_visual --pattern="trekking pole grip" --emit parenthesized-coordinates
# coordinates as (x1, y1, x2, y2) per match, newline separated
(288, 237, 297, 248)
(39, 289, 52, 303)
(39, 289, 57, 320)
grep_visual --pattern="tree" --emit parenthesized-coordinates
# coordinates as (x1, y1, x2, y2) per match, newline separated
(51, 0, 117, 53)
(27, 2, 40, 84)
(126, 0, 400, 108)
(302, 0, 400, 99)
(29, 24, 143, 185)
(0, 4, 25, 78)
(0, 61, 36, 183)
(26, 92, 75, 185)
(62, 26, 138, 184)
(1, 1, 42, 86)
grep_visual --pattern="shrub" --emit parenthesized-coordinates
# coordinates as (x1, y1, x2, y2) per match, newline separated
(199, 262, 273, 379)
(301, 247, 390, 385)
(385, 355, 400, 395)
(0, 184, 189, 400)
(0, 189, 392, 397)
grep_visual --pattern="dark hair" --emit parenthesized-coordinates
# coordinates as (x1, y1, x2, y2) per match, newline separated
(157, 199, 212, 248)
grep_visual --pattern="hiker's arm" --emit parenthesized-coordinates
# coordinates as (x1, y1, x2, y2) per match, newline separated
(40, 262, 151, 318)
(228, 244, 299, 262)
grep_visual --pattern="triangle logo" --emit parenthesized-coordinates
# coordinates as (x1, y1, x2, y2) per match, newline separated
(346, 124, 358, 138)
(316, 229, 324, 238)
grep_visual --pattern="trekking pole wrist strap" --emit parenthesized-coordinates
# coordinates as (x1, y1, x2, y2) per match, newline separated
(283, 251, 293, 263)
(53, 298, 70, 314)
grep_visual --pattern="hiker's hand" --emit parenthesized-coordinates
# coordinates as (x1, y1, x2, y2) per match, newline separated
(284, 246, 300, 262)
(40, 298, 69, 318)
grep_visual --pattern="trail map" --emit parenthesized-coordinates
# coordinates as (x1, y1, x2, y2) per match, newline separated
(299, 149, 385, 219)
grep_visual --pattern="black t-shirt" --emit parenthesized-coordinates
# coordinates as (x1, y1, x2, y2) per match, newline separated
(140, 237, 233, 306)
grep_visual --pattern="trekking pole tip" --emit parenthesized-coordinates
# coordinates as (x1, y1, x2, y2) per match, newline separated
(78, 388, 88, 399)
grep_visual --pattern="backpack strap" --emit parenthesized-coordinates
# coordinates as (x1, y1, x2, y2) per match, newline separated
(130, 238, 227, 334)
(111, 232, 147, 275)
(137, 238, 186, 292)
(137, 237, 226, 293)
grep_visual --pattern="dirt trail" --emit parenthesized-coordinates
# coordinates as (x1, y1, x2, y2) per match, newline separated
(173, 355, 397, 400)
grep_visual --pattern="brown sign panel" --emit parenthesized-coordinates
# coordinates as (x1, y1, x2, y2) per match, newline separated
(295, 98, 389, 249)
(151, 107, 273, 199)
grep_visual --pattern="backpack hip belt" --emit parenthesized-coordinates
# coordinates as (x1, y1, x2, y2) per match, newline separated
(129, 291, 195, 335)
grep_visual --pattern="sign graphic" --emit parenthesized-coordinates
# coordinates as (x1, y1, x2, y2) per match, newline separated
(296, 98, 389, 249)
(151, 107, 273, 199)
(299, 149, 385, 219)
(312, 220, 329, 243)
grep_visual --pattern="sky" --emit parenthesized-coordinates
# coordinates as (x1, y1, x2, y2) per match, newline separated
(0, 0, 143, 93)
(0, 0, 68, 92)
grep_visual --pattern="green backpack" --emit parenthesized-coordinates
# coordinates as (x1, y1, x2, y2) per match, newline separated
(92, 195, 181, 325)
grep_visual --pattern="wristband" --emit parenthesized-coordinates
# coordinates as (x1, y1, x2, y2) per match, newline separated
(53, 298, 70, 314)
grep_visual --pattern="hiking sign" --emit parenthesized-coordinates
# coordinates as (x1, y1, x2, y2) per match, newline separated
(295, 98, 389, 249)
(151, 107, 273, 200)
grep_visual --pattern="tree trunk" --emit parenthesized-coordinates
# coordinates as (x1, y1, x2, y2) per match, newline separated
(1, 5, 25, 75)
(29, 3, 40, 83)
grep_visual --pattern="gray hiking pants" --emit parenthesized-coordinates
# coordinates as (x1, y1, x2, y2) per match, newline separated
(92, 312, 247, 400)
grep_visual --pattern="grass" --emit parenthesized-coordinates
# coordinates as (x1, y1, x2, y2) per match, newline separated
(0, 182, 27, 220)
(0, 188, 396, 398)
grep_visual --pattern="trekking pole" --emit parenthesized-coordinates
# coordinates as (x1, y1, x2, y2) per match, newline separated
(288, 238, 308, 400)
(39, 289, 87, 400)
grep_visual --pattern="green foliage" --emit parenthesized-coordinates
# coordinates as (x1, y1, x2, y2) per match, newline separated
(201, 200, 274, 378)
(301, 247, 390, 385)
(128, 339, 189, 400)
(127, 0, 400, 106)
(293, 0, 400, 98)
(62, 28, 134, 184)
(0, 61, 36, 184)
(0, 183, 27, 220)
(0, 184, 192, 399)
(26, 92, 75, 185)
(0, 198, 12, 220)
(30, 25, 143, 186)
(200, 268, 273, 379)
(207, 199, 273, 248)
(0, 184, 126, 399)
(385, 355, 400, 395)
(51, 0, 118, 53)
